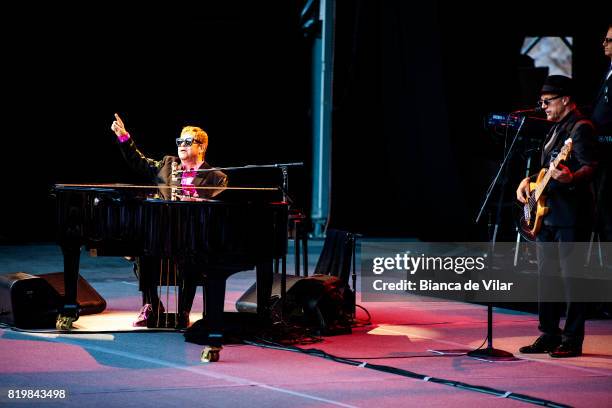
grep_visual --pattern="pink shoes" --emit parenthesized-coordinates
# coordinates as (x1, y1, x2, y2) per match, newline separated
(132, 303, 165, 327)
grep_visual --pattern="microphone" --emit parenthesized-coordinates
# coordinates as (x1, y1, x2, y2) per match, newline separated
(485, 107, 544, 130)
(171, 161, 180, 183)
(170, 160, 182, 201)
(510, 107, 543, 115)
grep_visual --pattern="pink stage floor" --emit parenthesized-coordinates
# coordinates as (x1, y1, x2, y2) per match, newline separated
(1, 244, 611, 407)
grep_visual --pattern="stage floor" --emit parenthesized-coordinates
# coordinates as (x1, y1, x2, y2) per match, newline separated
(1, 243, 611, 407)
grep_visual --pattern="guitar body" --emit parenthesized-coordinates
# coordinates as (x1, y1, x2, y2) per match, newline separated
(519, 169, 549, 241)
(517, 138, 573, 241)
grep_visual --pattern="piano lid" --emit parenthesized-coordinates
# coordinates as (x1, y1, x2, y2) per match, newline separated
(53, 183, 285, 204)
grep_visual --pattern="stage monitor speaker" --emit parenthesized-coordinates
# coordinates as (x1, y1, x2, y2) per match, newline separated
(0, 272, 106, 329)
(236, 274, 353, 335)
(0, 272, 61, 329)
(39, 272, 106, 315)
(235, 274, 304, 314)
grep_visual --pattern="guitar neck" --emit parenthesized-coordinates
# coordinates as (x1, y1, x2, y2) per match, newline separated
(533, 153, 564, 202)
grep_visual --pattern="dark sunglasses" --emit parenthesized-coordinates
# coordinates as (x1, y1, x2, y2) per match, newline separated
(175, 137, 203, 147)
(604, 38, 612, 44)
(538, 95, 563, 106)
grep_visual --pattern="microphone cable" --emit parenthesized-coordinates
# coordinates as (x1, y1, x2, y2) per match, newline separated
(244, 337, 571, 408)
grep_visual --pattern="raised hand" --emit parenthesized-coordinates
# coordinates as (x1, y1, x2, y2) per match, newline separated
(111, 113, 128, 137)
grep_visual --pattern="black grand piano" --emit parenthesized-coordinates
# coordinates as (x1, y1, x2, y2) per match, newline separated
(53, 183, 288, 361)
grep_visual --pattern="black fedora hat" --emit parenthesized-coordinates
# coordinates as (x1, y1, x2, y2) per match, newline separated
(540, 75, 573, 96)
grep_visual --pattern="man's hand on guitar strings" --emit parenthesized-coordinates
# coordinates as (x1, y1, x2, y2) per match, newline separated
(516, 177, 531, 204)
(549, 162, 573, 183)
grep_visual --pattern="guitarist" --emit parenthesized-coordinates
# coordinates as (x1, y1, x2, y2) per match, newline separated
(516, 75, 599, 358)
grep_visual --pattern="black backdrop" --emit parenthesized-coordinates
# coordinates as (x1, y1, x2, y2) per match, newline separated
(1, 1, 610, 243)
(329, 1, 611, 240)
(1, 2, 310, 242)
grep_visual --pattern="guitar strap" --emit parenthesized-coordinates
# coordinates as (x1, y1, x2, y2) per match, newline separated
(542, 118, 591, 165)
(543, 124, 560, 159)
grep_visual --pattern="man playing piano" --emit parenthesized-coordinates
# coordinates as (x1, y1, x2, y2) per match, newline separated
(111, 113, 228, 327)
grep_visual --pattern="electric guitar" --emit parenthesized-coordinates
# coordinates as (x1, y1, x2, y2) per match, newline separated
(518, 138, 573, 241)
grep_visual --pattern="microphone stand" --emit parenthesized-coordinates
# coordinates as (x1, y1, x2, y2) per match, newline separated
(172, 162, 304, 176)
(469, 116, 528, 361)
(476, 116, 526, 226)
(171, 162, 302, 202)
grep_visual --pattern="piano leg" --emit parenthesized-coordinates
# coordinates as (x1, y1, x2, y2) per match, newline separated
(199, 263, 273, 363)
(199, 276, 226, 362)
(178, 272, 197, 329)
(57, 244, 81, 330)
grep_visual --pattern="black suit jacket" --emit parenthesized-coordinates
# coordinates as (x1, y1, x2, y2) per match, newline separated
(591, 69, 612, 236)
(117, 138, 228, 200)
(534, 109, 598, 227)
(592, 68, 612, 135)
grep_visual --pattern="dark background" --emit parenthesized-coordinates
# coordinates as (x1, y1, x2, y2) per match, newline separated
(1, 1, 610, 243)
(330, 1, 611, 240)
